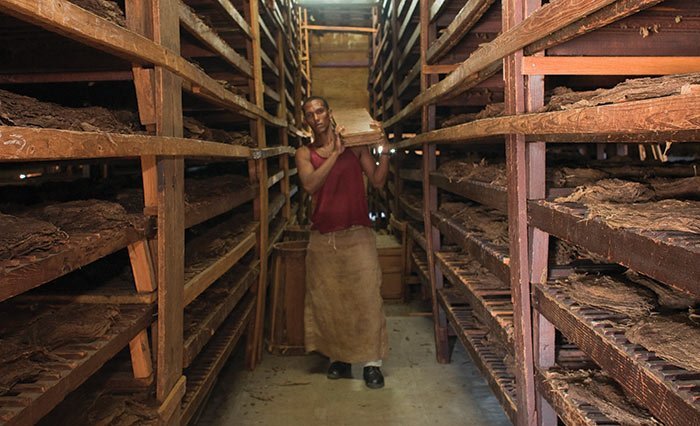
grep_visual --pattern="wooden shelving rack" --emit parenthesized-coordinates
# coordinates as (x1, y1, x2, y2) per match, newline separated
(373, 0, 700, 424)
(0, 0, 305, 423)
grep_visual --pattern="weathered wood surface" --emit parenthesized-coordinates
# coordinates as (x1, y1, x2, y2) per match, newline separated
(0, 126, 252, 161)
(183, 265, 258, 367)
(385, 0, 621, 127)
(212, 0, 252, 39)
(426, 0, 496, 63)
(178, 1, 253, 78)
(522, 56, 700, 76)
(180, 294, 254, 425)
(0, 0, 284, 126)
(0, 304, 153, 425)
(185, 184, 257, 229)
(393, 93, 700, 149)
(438, 287, 518, 423)
(534, 283, 700, 426)
(430, 172, 508, 213)
(529, 200, 700, 297)
(250, 145, 296, 159)
(436, 251, 514, 351)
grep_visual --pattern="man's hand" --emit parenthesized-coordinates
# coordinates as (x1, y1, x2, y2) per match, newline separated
(333, 125, 346, 156)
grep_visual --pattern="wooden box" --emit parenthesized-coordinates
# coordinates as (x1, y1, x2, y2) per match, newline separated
(376, 233, 405, 301)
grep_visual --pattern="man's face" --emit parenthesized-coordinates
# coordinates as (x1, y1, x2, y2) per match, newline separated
(303, 99, 331, 134)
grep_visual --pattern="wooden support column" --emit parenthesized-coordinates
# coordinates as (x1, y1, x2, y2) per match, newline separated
(524, 1, 555, 424)
(277, 29, 291, 221)
(390, 0, 402, 219)
(504, 0, 536, 423)
(244, 0, 270, 368)
(421, 0, 449, 363)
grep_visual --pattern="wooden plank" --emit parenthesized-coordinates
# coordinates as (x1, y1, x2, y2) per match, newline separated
(534, 284, 700, 426)
(0, 222, 145, 303)
(157, 375, 186, 424)
(185, 184, 257, 229)
(429, 0, 448, 22)
(250, 146, 296, 159)
(0, 0, 284, 126)
(397, 25, 420, 71)
(524, 0, 663, 55)
(128, 240, 157, 293)
(436, 252, 514, 351)
(0, 305, 153, 425)
(0, 70, 133, 84)
(397, 0, 419, 42)
(393, 92, 700, 148)
(213, 0, 253, 39)
(438, 288, 518, 423)
(181, 295, 254, 425)
(304, 24, 376, 33)
(398, 60, 421, 95)
(522, 56, 700, 76)
(432, 211, 510, 285)
(426, 0, 496, 64)
(0, 126, 253, 161)
(528, 200, 700, 297)
(178, 1, 253, 78)
(129, 329, 154, 378)
(184, 230, 257, 306)
(183, 265, 258, 367)
(430, 172, 507, 212)
(422, 64, 459, 74)
(384, 0, 621, 128)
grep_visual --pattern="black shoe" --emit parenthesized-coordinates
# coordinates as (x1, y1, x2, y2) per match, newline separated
(363, 366, 384, 389)
(327, 361, 352, 379)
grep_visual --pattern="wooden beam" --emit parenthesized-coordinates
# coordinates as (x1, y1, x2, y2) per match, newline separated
(384, 0, 621, 128)
(522, 56, 700, 75)
(422, 64, 459, 74)
(304, 24, 377, 33)
(213, 0, 253, 39)
(178, 1, 253, 78)
(426, 0, 495, 64)
(524, 0, 663, 55)
(0, 0, 284, 126)
(393, 92, 700, 148)
(0, 71, 133, 83)
(0, 126, 252, 161)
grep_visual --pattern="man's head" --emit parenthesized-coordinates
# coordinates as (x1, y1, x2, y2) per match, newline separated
(302, 96, 332, 136)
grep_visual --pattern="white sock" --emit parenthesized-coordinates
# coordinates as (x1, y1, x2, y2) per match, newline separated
(364, 360, 382, 368)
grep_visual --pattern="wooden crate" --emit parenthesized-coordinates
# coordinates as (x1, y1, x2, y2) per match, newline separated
(376, 233, 405, 301)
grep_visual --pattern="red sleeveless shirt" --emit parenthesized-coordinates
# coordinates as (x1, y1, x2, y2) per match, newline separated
(309, 148, 372, 233)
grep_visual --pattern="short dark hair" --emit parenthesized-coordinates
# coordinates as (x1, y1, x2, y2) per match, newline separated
(302, 96, 330, 110)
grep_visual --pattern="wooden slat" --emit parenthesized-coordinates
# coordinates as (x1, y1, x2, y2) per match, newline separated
(185, 184, 257, 229)
(522, 56, 700, 76)
(304, 24, 376, 33)
(212, 0, 253, 39)
(398, 60, 421, 95)
(178, 1, 253, 78)
(534, 284, 700, 426)
(0, 0, 284, 126)
(129, 329, 154, 378)
(184, 229, 258, 306)
(397, 0, 419, 42)
(529, 200, 700, 297)
(183, 265, 258, 367)
(0, 126, 252, 161)
(524, 0, 663, 55)
(394, 92, 700, 148)
(250, 145, 296, 159)
(430, 172, 507, 212)
(432, 211, 510, 285)
(384, 0, 621, 128)
(426, 0, 495, 64)
(0, 305, 153, 425)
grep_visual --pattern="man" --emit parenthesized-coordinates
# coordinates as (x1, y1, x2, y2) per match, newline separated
(296, 96, 391, 389)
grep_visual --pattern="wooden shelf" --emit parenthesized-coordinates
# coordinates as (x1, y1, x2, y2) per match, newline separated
(184, 221, 259, 306)
(534, 282, 700, 426)
(183, 263, 259, 368)
(529, 199, 700, 297)
(407, 222, 427, 252)
(398, 195, 423, 222)
(535, 367, 663, 426)
(185, 183, 257, 229)
(411, 247, 430, 288)
(436, 251, 514, 351)
(0, 216, 147, 303)
(430, 171, 507, 213)
(181, 293, 255, 425)
(0, 304, 153, 425)
(432, 210, 510, 284)
(399, 168, 422, 182)
(437, 287, 517, 423)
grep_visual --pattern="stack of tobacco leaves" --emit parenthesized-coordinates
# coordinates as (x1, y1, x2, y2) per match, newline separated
(544, 369, 661, 425)
(29, 199, 144, 234)
(0, 213, 68, 262)
(437, 158, 507, 187)
(626, 314, 700, 373)
(555, 274, 655, 318)
(439, 202, 509, 246)
(69, 0, 126, 26)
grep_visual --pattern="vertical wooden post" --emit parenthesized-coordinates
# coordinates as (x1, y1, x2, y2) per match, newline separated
(504, 0, 537, 423)
(277, 29, 291, 221)
(390, 0, 403, 220)
(525, 1, 556, 424)
(244, 0, 270, 368)
(420, 0, 449, 363)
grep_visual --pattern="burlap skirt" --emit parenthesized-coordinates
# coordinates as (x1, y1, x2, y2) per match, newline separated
(304, 226, 388, 363)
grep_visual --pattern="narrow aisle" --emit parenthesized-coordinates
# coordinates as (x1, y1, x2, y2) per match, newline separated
(196, 304, 512, 425)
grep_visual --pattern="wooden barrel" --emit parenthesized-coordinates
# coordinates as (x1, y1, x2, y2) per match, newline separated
(267, 240, 308, 355)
